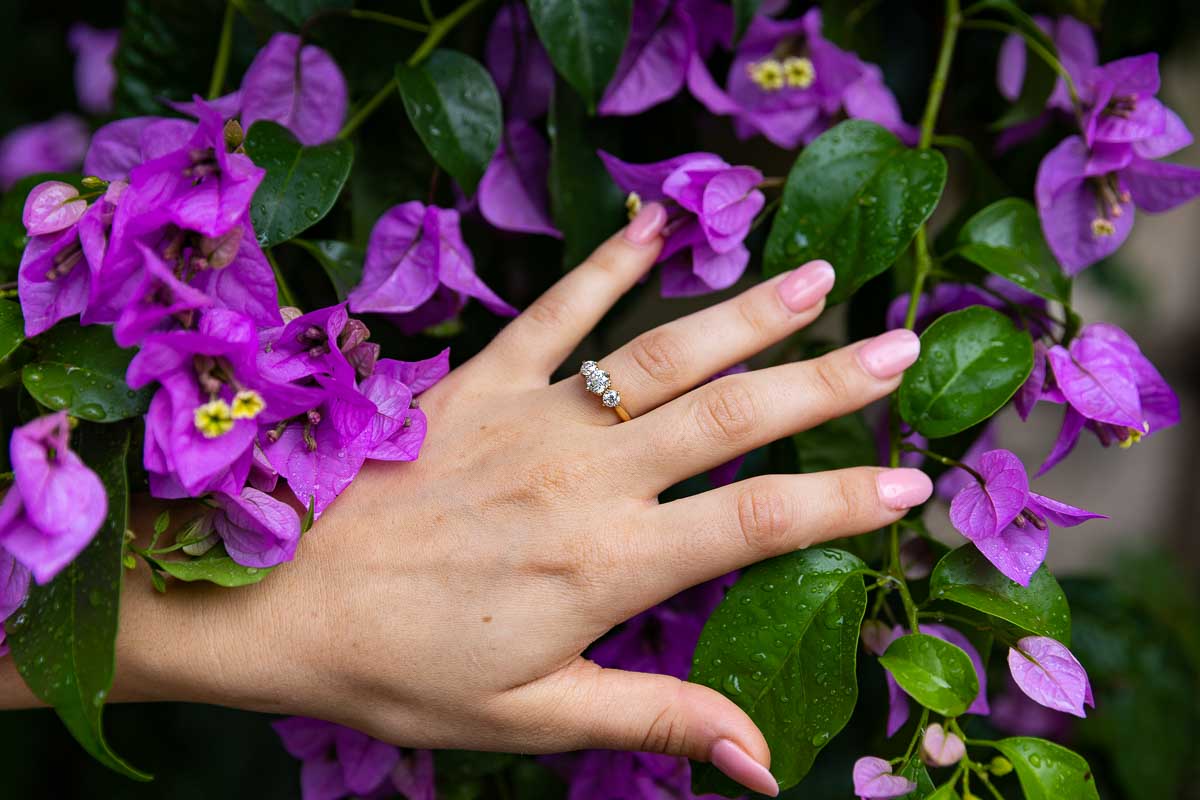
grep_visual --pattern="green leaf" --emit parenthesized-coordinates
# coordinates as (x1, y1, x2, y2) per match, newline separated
(8, 425, 151, 781)
(264, 0, 351, 27)
(527, 0, 632, 112)
(879, 633, 979, 717)
(930, 545, 1071, 644)
(114, 0, 230, 116)
(396, 50, 502, 196)
(927, 784, 962, 800)
(898, 753, 937, 798)
(793, 410, 877, 474)
(245, 121, 354, 248)
(733, 0, 765, 41)
(993, 737, 1100, 800)
(549, 80, 625, 269)
(0, 299, 24, 362)
(689, 548, 867, 795)
(291, 239, 364, 302)
(956, 198, 1070, 302)
(151, 547, 272, 588)
(764, 120, 947, 304)
(22, 321, 153, 422)
(898, 306, 1034, 438)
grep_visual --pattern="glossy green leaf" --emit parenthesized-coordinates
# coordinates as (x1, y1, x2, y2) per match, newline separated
(396, 50, 501, 196)
(0, 299, 23, 362)
(898, 306, 1034, 438)
(549, 80, 625, 269)
(114, 0, 229, 116)
(689, 548, 867, 795)
(8, 425, 150, 781)
(22, 321, 153, 422)
(879, 633, 979, 717)
(764, 120, 947, 304)
(264, 0, 351, 27)
(994, 737, 1100, 800)
(898, 753, 937, 798)
(793, 410, 877, 474)
(151, 547, 272, 588)
(291, 239, 364, 302)
(956, 199, 1070, 302)
(527, 0, 632, 112)
(930, 545, 1071, 644)
(733, 0, 765, 41)
(927, 784, 962, 800)
(245, 121, 354, 248)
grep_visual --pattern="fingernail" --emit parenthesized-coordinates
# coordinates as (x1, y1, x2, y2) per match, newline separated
(777, 259, 835, 312)
(624, 202, 667, 245)
(858, 329, 920, 379)
(877, 468, 934, 510)
(710, 739, 779, 797)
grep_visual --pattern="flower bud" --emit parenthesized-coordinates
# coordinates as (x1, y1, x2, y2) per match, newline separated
(919, 723, 965, 767)
(223, 118, 244, 150)
(989, 756, 1013, 776)
(81, 175, 108, 190)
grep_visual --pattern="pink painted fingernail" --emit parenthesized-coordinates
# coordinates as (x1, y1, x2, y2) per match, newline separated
(877, 468, 934, 510)
(624, 202, 667, 245)
(858, 329, 920, 379)
(777, 259, 835, 312)
(710, 739, 779, 797)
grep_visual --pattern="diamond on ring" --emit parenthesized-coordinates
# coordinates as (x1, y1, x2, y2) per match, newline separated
(580, 360, 630, 421)
(601, 388, 621, 408)
(585, 369, 611, 395)
(580, 360, 598, 377)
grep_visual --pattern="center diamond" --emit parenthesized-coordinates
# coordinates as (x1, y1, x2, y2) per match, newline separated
(585, 370, 611, 394)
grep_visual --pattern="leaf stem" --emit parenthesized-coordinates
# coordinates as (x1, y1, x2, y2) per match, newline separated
(420, 0, 437, 23)
(207, 1, 238, 100)
(265, 248, 298, 308)
(347, 9, 430, 32)
(899, 443, 985, 483)
(408, 0, 490, 67)
(902, 707, 931, 763)
(338, 81, 397, 139)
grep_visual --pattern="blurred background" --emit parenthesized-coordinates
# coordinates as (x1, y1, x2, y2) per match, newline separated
(1, 0, 1197, 797)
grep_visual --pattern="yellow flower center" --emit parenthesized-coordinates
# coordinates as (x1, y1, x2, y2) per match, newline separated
(231, 389, 266, 420)
(1090, 217, 1116, 237)
(1118, 421, 1152, 448)
(783, 56, 815, 88)
(625, 191, 642, 220)
(749, 59, 785, 91)
(194, 399, 234, 438)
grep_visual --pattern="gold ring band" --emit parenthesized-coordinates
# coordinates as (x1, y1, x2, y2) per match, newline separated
(580, 361, 631, 422)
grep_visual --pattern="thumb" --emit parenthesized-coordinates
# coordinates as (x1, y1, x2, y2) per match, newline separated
(523, 659, 779, 797)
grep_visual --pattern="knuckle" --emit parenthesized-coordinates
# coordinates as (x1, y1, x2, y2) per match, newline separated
(735, 293, 774, 340)
(629, 329, 688, 386)
(735, 482, 794, 554)
(809, 356, 851, 404)
(828, 476, 862, 525)
(583, 247, 623, 277)
(639, 681, 691, 755)
(694, 379, 758, 443)
(525, 292, 573, 330)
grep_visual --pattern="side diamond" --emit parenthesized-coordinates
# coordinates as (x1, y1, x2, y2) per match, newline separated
(601, 388, 621, 408)
(580, 360, 598, 377)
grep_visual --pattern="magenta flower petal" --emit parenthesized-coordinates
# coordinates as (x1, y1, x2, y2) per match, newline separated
(22, 180, 87, 236)
(333, 726, 400, 795)
(478, 120, 561, 237)
(1037, 405, 1086, 476)
(391, 750, 436, 800)
(484, 3, 553, 120)
(17, 226, 91, 337)
(1122, 156, 1200, 213)
(853, 756, 917, 799)
(996, 31, 1027, 102)
(949, 449, 1029, 540)
(212, 487, 301, 568)
(1008, 636, 1094, 718)
(273, 717, 336, 760)
(1025, 492, 1106, 528)
(1015, 341, 1048, 420)
(67, 23, 119, 114)
(974, 523, 1050, 587)
(598, 0, 691, 116)
(1134, 106, 1193, 159)
(699, 166, 765, 253)
(0, 548, 31, 624)
(885, 671, 911, 737)
(0, 114, 89, 190)
(301, 757, 349, 800)
(349, 202, 439, 314)
(1047, 340, 1143, 428)
(83, 117, 159, 180)
(262, 420, 366, 516)
(372, 349, 450, 395)
(920, 723, 966, 767)
(240, 34, 348, 146)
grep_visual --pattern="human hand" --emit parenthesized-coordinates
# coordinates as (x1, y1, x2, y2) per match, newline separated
(113, 203, 931, 797)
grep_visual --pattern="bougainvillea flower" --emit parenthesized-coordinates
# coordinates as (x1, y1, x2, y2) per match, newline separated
(1035, 135, 1200, 273)
(23, 180, 88, 236)
(852, 756, 916, 799)
(1008, 635, 1094, 718)
(550, 749, 723, 800)
(886, 276, 1048, 334)
(484, 3, 554, 120)
(112, 243, 213, 346)
(947, 449, 1103, 584)
(240, 34, 348, 146)
(0, 550, 32, 657)
(348, 202, 517, 333)
(1031, 323, 1180, 473)
(0, 114, 89, 189)
(18, 217, 94, 337)
(599, 151, 764, 296)
(0, 412, 107, 584)
(872, 623, 990, 737)
(211, 487, 301, 568)
(67, 23, 120, 114)
(273, 717, 411, 800)
(687, 7, 915, 148)
(919, 723, 966, 767)
(1075, 54, 1194, 155)
(478, 120, 560, 237)
(990, 673, 1075, 739)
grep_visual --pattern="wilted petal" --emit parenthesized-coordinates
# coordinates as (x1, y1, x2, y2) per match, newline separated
(853, 756, 917, 799)
(949, 449, 1029, 540)
(478, 120, 560, 237)
(1008, 635, 1094, 717)
(240, 34, 348, 146)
